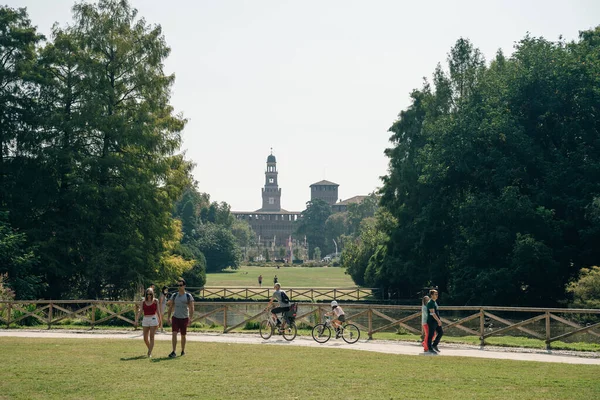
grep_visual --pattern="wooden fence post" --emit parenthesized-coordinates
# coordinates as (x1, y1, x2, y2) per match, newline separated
(223, 305, 228, 332)
(91, 304, 96, 329)
(479, 308, 485, 346)
(7, 302, 12, 328)
(545, 311, 551, 350)
(48, 302, 53, 330)
(368, 308, 373, 340)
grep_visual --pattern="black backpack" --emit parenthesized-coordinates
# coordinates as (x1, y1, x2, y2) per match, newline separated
(280, 291, 290, 303)
(171, 292, 193, 303)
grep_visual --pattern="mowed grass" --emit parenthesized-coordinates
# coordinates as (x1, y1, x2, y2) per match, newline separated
(1, 338, 599, 400)
(206, 265, 355, 287)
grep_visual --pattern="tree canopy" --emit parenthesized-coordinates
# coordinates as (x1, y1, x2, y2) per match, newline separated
(0, 1, 194, 299)
(375, 29, 600, 306)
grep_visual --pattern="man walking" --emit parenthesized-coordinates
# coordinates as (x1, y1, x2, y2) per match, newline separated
(167, 278, 194, 358)
(426, 289, 443, 354)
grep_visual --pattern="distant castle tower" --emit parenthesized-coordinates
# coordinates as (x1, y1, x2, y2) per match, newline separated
(310, 180, 339, 205)
(261, 150, 281, 211)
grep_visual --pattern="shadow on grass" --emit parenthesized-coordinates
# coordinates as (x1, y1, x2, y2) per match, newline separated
(120, 355, 147, 361)
(151, 356, 178, 363)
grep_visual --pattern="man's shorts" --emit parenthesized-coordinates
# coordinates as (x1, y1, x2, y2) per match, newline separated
(172, 317, 189, 335)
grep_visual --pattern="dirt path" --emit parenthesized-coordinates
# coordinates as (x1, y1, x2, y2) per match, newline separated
(1, 329, 598, 365)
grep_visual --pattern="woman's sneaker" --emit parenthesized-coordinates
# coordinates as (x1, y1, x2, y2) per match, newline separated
(168, 351, 177, 358)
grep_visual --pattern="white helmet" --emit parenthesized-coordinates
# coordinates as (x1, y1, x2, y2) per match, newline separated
(331, 300, 338, 307)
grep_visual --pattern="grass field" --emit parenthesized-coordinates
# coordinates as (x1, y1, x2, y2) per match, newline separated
(1, 338, 599, 399)
(205, 265, 355, 287)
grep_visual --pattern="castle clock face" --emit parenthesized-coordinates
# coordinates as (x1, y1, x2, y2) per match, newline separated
(269, 178, 274, 183)
(269, 197, 275, 204)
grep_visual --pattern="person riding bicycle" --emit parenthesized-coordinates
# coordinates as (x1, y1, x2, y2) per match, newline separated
(266, 283, 291, 329)
(326, 300, 346, 338)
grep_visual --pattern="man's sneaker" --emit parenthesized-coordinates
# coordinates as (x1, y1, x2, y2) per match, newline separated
(432, 346, 440, 353)
(180, 351, 185, 356)
(428, 350, 438, 355)
(168, 351, 177, 358)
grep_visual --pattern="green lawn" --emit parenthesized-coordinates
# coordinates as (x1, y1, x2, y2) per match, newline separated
(1, 338, 598, 399)
(205, 265, 356, 287)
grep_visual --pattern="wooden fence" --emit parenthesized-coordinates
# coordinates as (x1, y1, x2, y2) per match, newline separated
(184, 286, 376, 301)
(1, 300, 599, 349)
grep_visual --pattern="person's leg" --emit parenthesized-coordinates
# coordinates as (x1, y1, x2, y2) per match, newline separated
(180, 318, 188, 354)
(149, 326, 157, 356)
(143, 326, 150, 352)
(427, 321, 436, 351)
(423, 324, 430, 351)
(432, 325, 444, 348)
(171, 318, 178, 353)
(271, 307, 283, 324)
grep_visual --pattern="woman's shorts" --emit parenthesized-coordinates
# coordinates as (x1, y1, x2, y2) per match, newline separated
(142, 315, 159, 327)
(337, 315, 346, 322)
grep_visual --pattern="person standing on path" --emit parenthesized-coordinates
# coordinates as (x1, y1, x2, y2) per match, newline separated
(167, 278, 194, 358)
(258, 274, 263, 287)
(421, 295, 430, 352)
(158, 286, 169, 332)
(135, 287, 161, 357)
(426, 289, 443, 354)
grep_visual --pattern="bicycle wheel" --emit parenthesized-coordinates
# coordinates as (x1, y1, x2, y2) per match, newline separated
(259, 319, 273, 340)
(311, 324, 331, 343)
(282, 321, 297, 341)
(341, 323, 360, 344)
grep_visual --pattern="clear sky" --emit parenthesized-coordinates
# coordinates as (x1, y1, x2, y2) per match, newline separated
(7, 0, 600, 211)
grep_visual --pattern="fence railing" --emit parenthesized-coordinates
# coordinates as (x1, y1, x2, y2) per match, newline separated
(184, 287, 377, 301)
(1, 300, 599, 349)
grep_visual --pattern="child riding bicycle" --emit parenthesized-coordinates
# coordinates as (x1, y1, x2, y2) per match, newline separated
(325, 300, 345, 338)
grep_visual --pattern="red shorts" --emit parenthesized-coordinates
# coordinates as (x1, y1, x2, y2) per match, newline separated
(172, 317, 189, 335)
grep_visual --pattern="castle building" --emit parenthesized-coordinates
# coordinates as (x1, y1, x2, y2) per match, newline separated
(233, 152, 368, 254)
(232, 152, 301, 248)
(331, 195, 368, 213)
(309, 180, 339, 205)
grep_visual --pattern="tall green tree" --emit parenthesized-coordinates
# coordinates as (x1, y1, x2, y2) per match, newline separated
(0, 211, 41, 299)
(0, 6, 44, 207)
(379, 30, 600, 306)
(295, 199, 332, 259)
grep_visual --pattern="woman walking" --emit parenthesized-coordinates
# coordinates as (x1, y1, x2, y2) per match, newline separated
(136, 287, 161, 357)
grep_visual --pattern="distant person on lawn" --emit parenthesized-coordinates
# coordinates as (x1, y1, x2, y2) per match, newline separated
(273, 275, 278, 285)
(167, 278, 194, 358)
(426, 289, 443, 354)
(258, 274, 263, 287)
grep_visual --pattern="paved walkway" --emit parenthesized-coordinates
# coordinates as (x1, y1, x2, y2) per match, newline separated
(1, 329, 599, 365)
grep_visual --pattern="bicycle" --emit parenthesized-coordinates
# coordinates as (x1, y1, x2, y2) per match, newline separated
(311, 316, 360, 344)
(259, 306, 297, 341)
